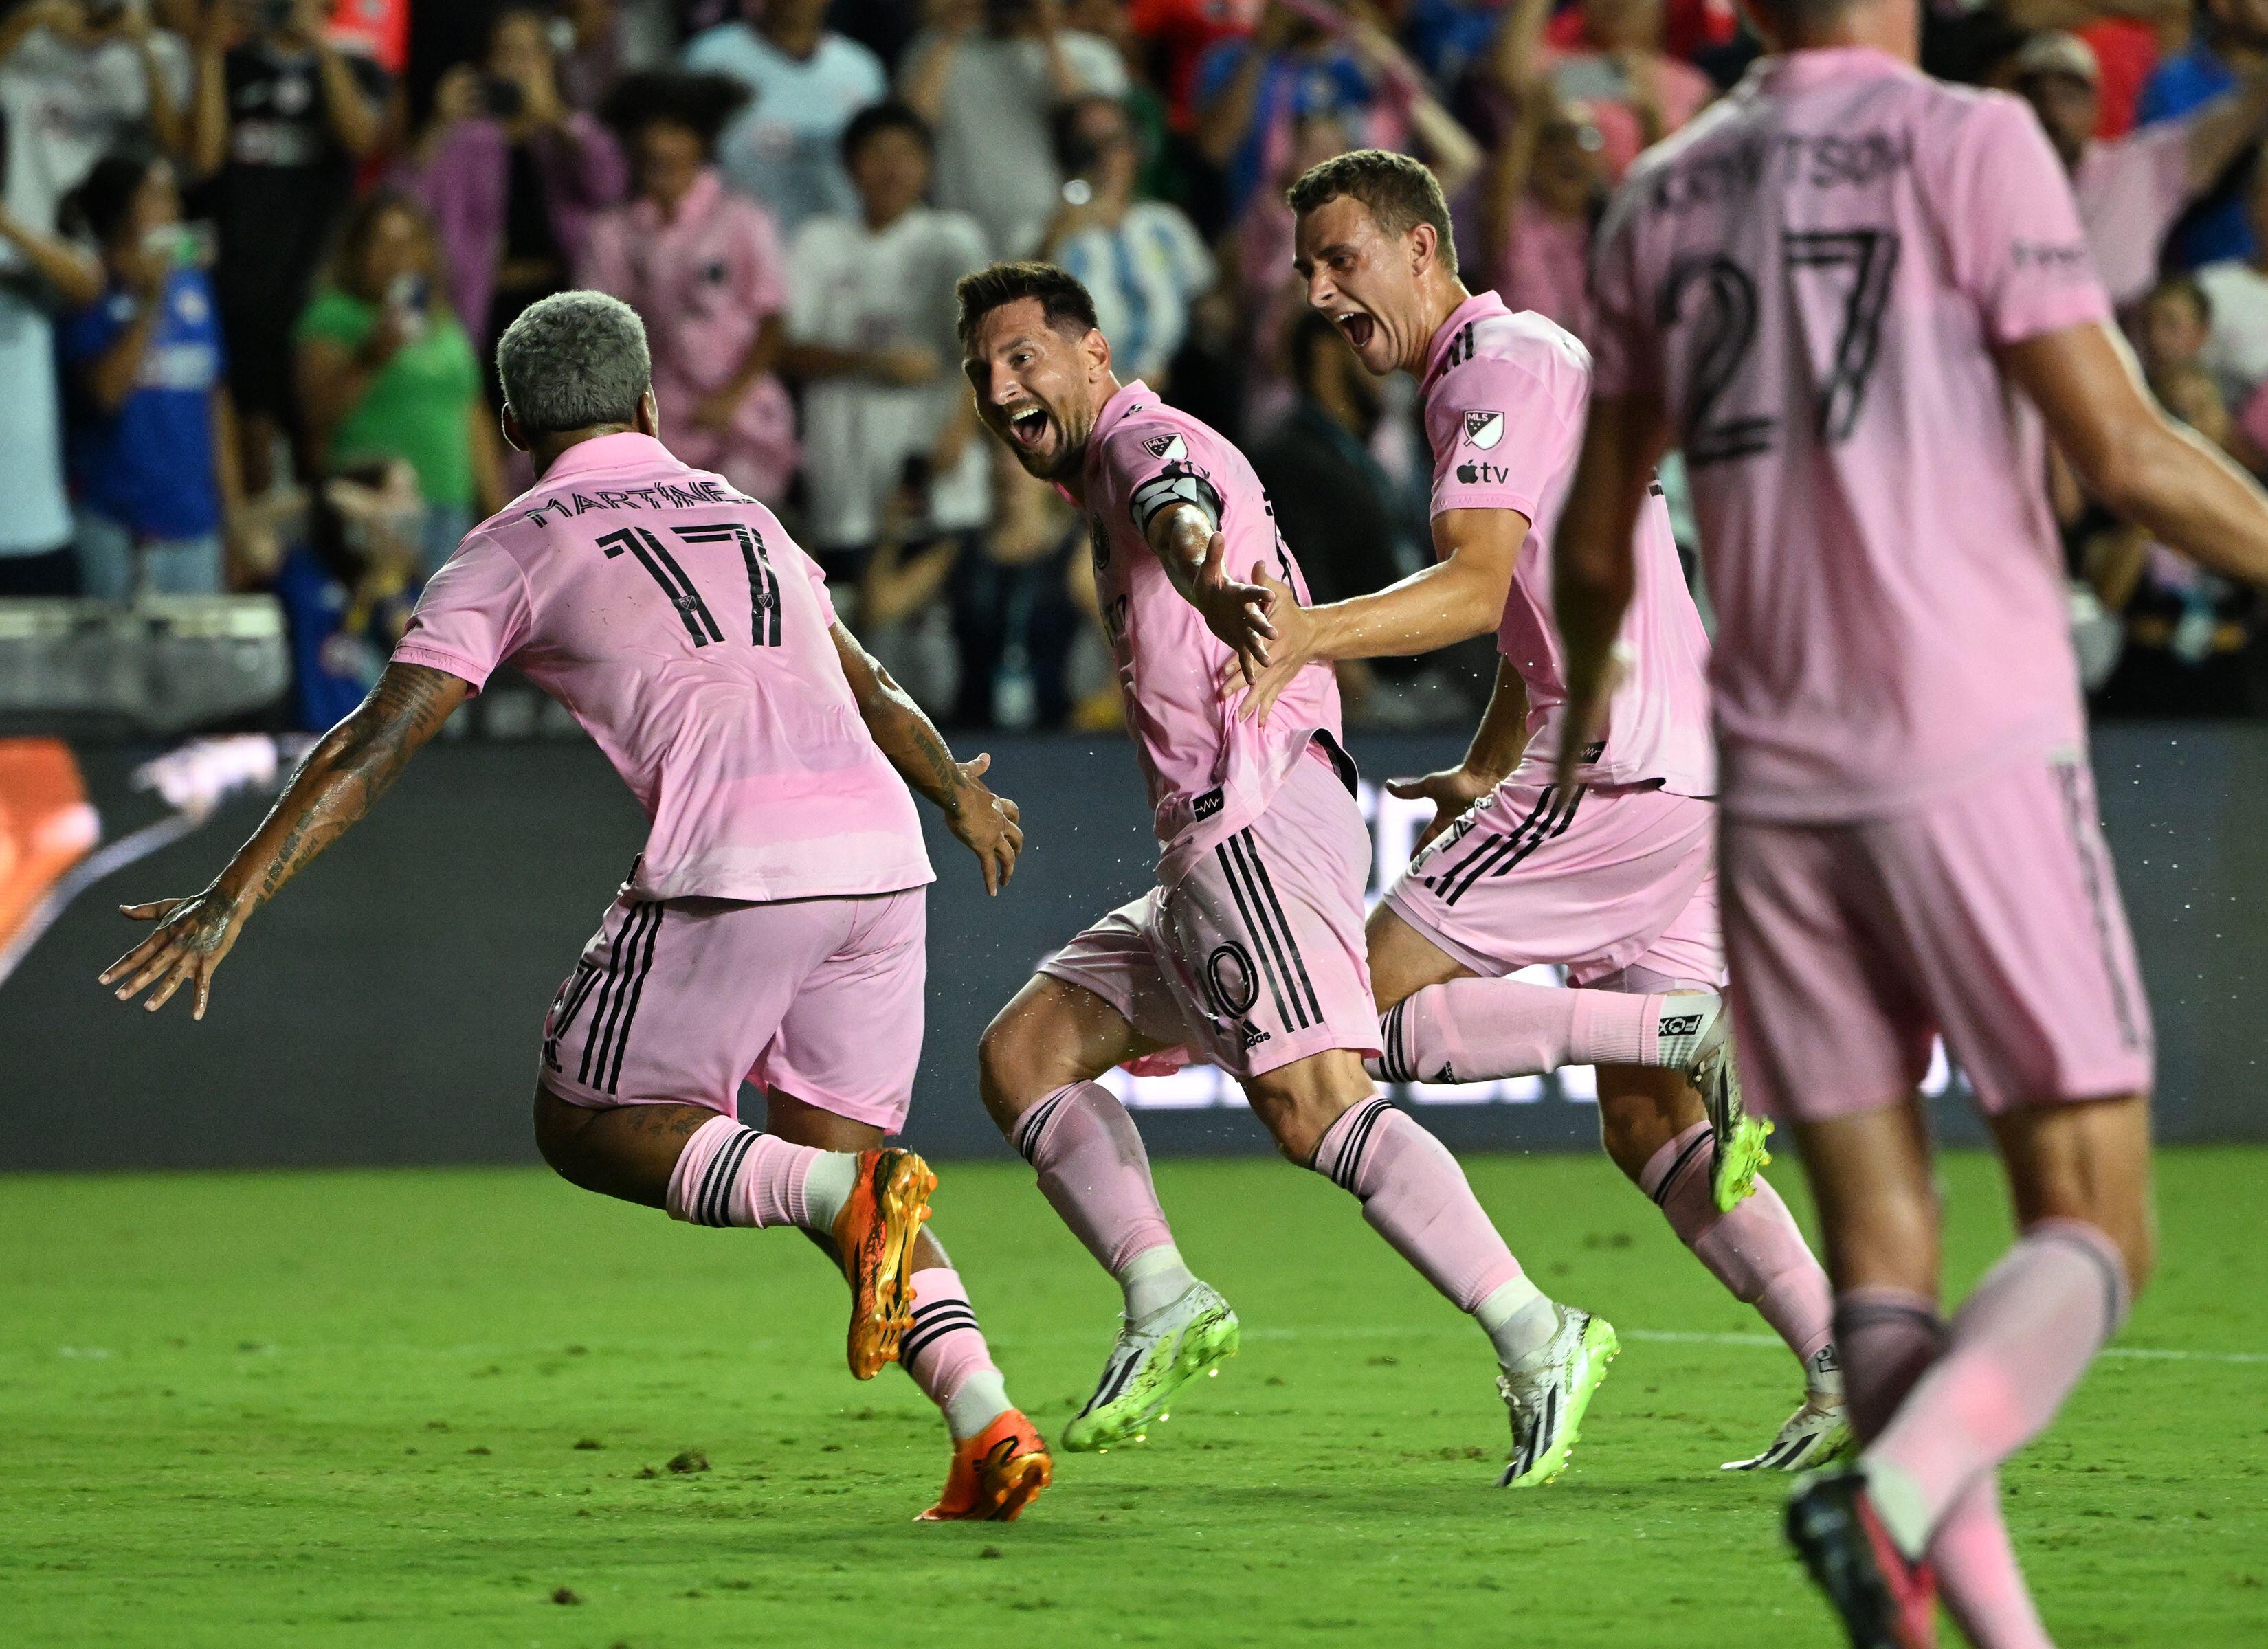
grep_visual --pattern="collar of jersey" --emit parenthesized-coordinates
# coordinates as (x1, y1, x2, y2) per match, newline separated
(537, 431, 677, 485)
(1740, 45, 1918, 98)
(1421, 289, 1511, 389)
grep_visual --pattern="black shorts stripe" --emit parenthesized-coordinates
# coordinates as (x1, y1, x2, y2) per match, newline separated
(577, 904, 652, 1086)
(1214, 839, 1300, 1031)
(1234, 832, 1324, 1026)
(1431, 785, 1562, 905)
(588, 903, 661, 1092)
(2054, 763, 2142, 1052)
(1649, 1128, 1715, 1207)
(1442, 785, 1583, 908)
(697, 1126, 758, 1226)
(603, 899, 667, 1095)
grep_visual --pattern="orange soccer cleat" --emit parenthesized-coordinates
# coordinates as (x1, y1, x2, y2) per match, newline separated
(916, 1410, 1053, 1523)
(832, 1148, 935, 1380)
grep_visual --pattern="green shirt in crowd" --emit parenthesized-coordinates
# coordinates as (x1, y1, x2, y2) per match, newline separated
(295, 289, 480, 508)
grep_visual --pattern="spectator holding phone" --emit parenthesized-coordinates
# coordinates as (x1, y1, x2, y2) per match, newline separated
(582, 70, 798, 504)
(406, 10, 627, 385)
(0, 1, 190, 234)
(57, 152, 243, 598)
(271, 458, 427, 731)
(1040, 91, 1214, 385)
(192, 0, 388, 492)
(903, 0, 1130, 256)
(292, 191, 503, 573)
(784, 101, 990, 587)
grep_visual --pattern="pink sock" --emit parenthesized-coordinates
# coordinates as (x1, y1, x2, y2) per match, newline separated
(1310, 1097, 1526, 1311)
(1013, 1081, 1178, 1277)
(1838, 1287, 2056, 1648)
(1866, 1220, 2131, 1553)
(899, 1266, 1012, 1439)
(1372, 979, 1673, 1083)
(665, 1114, 825, 1229)
(1640, 1121, 1834, 1373)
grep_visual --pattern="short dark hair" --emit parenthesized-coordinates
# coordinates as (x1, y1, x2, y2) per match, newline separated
(1285, 148, 1457, 276)
(600, 70, 751, 155)
(842, 99, 933, 166)
(63, 149, 162, 249)
(955, 260, 1100, 348)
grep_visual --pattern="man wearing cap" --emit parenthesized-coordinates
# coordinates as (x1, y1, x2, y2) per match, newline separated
(2015, 28, 2268, 311)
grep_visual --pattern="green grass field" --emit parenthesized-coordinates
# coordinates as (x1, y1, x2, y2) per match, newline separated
(4, 1147, 2263, 1648)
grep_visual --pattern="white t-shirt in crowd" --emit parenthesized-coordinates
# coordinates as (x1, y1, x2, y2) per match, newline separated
(788, 205, 993, 549)
(1056, 201, 1216, 384)
(682, 23, 888, 237)
(913, 30, 1127, 258)
(0, 291, 71, 557)
(0, 24, 192, 233)
(2194, 258, 2268, 409)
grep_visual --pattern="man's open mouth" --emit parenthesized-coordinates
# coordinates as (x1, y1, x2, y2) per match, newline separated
(1335, 311, 1376, 350)
(1007, 405, 1053, 450)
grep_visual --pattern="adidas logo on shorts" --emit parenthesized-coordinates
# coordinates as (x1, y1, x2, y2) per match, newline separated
(1241, 1024, 1271, 1050)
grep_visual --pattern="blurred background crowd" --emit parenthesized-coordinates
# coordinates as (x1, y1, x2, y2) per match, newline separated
(3, 0, 2267, 741)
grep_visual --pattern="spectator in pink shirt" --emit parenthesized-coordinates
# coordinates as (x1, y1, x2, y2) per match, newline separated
(403, 9, 627, 371)
(579, 71, 798, 503)
(2016, 29, 2268, 313)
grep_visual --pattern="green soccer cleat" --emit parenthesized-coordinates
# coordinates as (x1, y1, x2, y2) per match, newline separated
(1724, 1394, 1855, 1473)
(1060, 1281, 1241, 1453)
(1498, 1308, 1619, 1487)
(1689, 1004, 1768, 1213)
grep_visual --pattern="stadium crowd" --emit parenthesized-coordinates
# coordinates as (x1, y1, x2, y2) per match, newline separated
(3, 0, 2267, 730)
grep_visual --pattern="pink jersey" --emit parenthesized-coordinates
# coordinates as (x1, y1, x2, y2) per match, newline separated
(1588, 48, 2112, 820)
(1078, 379, 1348, 882)
(392, 431, 933, 902)
(1422, 290, 1715, 798)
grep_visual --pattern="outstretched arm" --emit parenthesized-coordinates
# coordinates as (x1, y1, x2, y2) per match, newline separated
(830, 623, 1023, 895)
(1233, 505, 1523, 722)
(1144, 497, 1279, 678)
(100, 663, 469, 1016)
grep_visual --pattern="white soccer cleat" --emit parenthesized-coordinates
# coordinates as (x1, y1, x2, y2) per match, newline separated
(1498, 1307, 1619, 1487)
(1722, 1395, 1854, 1472)
(1060, 1281, 1241, 1453)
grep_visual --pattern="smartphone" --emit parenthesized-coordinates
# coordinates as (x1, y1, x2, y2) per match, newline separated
(385, 272, 430, 341)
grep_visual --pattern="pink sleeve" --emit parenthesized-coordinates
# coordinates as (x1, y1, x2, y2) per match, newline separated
(738, 201, 788, 319)
(391, 535, 535, 691)
(1426, 347, 1583, 522)
(1943, 94, 2114, 344)
(1586, 196, 1650, 400)
(798, 546, 840, 628)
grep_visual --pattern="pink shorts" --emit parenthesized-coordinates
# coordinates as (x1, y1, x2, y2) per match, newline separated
(1383, 778, 1723, 989)
(1041, 754, 1380, 1079)
(1720, 754, 2154, 1122)
(540, 887, 927, 1132)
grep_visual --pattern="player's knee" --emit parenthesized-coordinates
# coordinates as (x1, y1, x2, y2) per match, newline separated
(976, 1005, 1053, 1131)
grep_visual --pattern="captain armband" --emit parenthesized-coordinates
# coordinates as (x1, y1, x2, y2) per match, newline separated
(1129, 462, 1225, 539)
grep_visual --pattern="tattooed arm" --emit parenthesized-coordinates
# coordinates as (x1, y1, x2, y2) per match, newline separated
(830, 622, 1023, 895)
(100, 664, 470, 1018)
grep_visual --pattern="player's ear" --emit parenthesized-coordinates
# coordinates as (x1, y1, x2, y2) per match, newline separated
(1084, 326, 1112, 379)
(636, 388, 660, 438)
(499, 403, 530, 454)
(1410, 221, 1438, 278)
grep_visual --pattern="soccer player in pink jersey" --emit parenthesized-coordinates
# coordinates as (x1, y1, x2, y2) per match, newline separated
(1553, 0, 2268, 1641)
(959, 261, 1580, 1484)
(1234, 148, 1847, 1474)
(98, 291, 1052, 1524)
